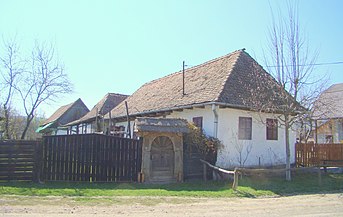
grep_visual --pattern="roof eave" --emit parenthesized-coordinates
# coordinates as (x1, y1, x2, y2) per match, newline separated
(108, 102, 255, 121)
(110, 101, 302, 122)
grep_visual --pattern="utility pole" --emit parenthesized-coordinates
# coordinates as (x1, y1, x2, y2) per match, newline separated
(125, 101, 131, 139)
(183, 61, 185, 96)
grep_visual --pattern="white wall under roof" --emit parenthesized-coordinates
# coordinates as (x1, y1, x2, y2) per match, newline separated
(115, 105, 297, 168)
(215, 107, 296, 168)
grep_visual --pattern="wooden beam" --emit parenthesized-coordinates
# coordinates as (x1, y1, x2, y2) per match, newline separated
(156, 111, 172, 116)
(200, 159, 237, 189)
(195, 105, 205, 109)
(219, 105, 230, 109)
(200, 159, 235, 175)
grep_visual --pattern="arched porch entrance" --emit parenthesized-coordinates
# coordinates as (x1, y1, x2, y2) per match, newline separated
(151, 136, 174, 182)
(134, 117, 189, 183)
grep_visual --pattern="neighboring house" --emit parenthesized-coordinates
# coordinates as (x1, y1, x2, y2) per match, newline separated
(36, 98, 89, 135)
(106, 49, 298, 168)
(66, 93, 128, 134)
(312, 83, 343, 143)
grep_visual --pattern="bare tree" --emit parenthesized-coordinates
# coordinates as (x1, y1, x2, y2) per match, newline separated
(0, 38, 24, 139)
(231, 131, 253, 167)
(16, 42, 72, 139)
(235, 142, 253, 168)
(263, 2, 327, 180)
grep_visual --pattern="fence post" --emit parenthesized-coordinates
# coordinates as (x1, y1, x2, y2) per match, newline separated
(232, 168, 239, 190)
(33, 140, 43, 183)
(317, 167, 322, 186)
(203, 163, 207, 181)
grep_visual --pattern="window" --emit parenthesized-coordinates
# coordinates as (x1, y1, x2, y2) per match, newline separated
(192, 117, 203, 131)
(238, 117, 252, 140)
(266, 118, 278, 140)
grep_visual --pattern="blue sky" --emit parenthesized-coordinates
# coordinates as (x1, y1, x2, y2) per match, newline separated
(1, 0, 343, 117)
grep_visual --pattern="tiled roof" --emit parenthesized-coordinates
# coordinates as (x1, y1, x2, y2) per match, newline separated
(67, 93, 128, 125)
(108, 49, 289, 119)
(313, 83, 343, 119)
(42, 98, 86, 126)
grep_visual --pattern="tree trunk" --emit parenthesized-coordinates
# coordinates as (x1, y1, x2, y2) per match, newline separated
(285, 114, 291, 181)
(21, 115, 34, 140)
(3, 105, 10, 139)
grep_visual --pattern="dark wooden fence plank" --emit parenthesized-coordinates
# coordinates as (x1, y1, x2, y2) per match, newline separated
(183, 141, 206, 180)
(115, 138, 120, 181)
(40, 134, 142, 182)
(0, 134, 142, 182)
(0, 140, 41, 182)
(108, 136, 114, 181)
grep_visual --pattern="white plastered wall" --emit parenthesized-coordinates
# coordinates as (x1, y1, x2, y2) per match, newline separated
(114, 105, 297, 168)
(216, 108, 296, 168)
(167, 106, 215, 137)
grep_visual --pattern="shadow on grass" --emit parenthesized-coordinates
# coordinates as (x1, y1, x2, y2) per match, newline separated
(233, 189, 257, 198)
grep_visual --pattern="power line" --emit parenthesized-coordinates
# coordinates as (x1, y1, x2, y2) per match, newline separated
(265, 61, 343, 68)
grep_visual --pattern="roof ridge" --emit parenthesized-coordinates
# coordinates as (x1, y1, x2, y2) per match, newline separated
(214, 50, 243, 101)
(42, 98, 85, 125)
(59, 98, 81, 115)
(107, 92, 129, 96)
(326, 89, 343, 93)
(141, 49, 245, 88)
(325, 83, 343, 93)
(184, 49, 244, 72)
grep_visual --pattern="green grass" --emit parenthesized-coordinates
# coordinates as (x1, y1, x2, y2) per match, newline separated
(239, 173, 343, 195)
(0, 173, 342, 198)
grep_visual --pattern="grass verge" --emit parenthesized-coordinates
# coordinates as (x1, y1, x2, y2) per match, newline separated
(0, 173, 342, 198)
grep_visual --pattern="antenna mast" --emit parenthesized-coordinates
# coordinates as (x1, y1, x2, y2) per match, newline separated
(182, 61, 185, 96)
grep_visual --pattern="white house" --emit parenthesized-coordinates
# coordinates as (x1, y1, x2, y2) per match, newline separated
(312, 83, 343, 143)
(106, 49, 298, 169)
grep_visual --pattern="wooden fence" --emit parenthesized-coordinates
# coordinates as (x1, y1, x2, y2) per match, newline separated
(0, 140, 41, 182)
(41, 134, 142, 182)
(2, 134, 212, 183)
(183, 142, 215, 180)
(296, 143, 343, 167)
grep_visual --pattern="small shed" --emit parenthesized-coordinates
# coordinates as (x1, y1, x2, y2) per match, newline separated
(135, 117, 188, 183)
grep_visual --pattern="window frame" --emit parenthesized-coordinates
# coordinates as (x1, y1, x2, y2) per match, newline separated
(238, 117, 252, 140)
(266, 118, 278, 140)
(192, 116, 203, 131)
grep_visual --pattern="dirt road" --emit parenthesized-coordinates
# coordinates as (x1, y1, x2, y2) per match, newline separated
(1, 193, 343, 217)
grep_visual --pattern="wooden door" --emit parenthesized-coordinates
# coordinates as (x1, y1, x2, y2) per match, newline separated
(151, 136, 174, 181)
